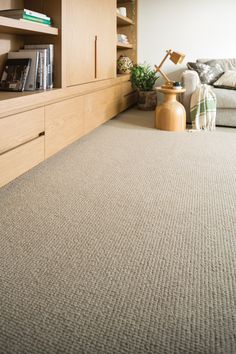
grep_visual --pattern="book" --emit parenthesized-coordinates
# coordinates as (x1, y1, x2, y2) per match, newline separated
(20, 49, 47, 90)
(25, 44, 54, 89)
(0, 58, 31, 92)
(0, 13, 51, 25)
(0, 8, 51, 21)
(20, 14, 51, 25)
(8, 51, 39, 91)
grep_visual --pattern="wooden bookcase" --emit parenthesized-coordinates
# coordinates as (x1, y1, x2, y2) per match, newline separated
(0, 0, 138, 188)
(117, 0, 138, 64)
(0, 0, 61, 90)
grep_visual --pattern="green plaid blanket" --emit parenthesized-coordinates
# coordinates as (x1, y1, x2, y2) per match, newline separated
(190, 84, 217, 130)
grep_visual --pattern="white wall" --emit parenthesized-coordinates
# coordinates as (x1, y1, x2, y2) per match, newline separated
(138, 0, 236, 82)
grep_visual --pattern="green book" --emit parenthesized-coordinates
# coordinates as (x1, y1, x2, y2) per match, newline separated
(22, 14, 51, 25)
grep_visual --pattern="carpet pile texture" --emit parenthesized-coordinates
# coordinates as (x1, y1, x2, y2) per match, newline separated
(0, 110, 236, 354)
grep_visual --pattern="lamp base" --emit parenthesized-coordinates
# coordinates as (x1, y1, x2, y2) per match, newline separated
(161, 82, 174, 89)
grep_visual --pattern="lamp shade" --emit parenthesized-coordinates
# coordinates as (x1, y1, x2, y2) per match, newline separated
(170, 51, 185, 65)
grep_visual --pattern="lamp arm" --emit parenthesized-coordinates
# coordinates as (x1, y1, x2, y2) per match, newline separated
(156, 49, 172, 71)
(155, 66, 172, 84)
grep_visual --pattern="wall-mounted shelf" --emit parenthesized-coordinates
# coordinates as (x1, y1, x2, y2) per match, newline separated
(117, 14, 133, 27)
(0, 16, 58, 36)
(117, 42, 133, 49)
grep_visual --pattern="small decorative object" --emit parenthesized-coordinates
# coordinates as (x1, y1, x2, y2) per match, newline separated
(117, 34, 129, 45)
(173, 81, 182, 89)
(117, 55, 133, 74)
(130, 63, 159, 110)
(0, 58, 31, 92)
(155, 49, 185, 89)
(118, 7, 127, 17)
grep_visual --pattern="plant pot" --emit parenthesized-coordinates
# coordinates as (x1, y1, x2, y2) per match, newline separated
(137, 90, 157, 111)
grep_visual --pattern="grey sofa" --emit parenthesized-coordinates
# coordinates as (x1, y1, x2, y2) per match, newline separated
(181, 58, 236, 127)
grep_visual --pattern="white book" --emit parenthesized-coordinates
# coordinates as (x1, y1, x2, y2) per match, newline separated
(8, 51, 39, 91)
(24, 9, 50, 21)
(20, 49, 47, 90)
(24, 44, 54, 89)
(0, 9, 50, 21)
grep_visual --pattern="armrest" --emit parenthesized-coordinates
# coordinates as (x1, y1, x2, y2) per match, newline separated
(181, 70, 200, 123)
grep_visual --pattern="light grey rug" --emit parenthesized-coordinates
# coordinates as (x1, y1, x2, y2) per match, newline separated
(0, 109, 236, 354)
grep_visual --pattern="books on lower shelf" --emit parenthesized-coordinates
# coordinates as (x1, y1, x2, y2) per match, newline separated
(0, 44, 54, 92)
(0, 58, 31, 92)
(20, 49, 47, 90)
(24, 45, 54, 90)
(0, 8, 52, 26)
(8, 51, 39, 91)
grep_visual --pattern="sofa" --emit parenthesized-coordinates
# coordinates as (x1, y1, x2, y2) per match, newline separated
(181, 58, 236, 127)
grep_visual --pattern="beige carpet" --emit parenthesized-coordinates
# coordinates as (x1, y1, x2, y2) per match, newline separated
(0, 109, 236, 354)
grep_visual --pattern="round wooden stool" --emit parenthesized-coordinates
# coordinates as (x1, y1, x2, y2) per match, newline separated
(155, 87, 186, 131)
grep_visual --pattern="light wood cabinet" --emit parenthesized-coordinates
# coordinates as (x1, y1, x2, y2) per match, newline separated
(0, 108, 44, 154)
(65, 0, 116, 86)
(45, 96, 85, 158)
(65, 0, 96, 86)
(84, 84, 121, 134)
(96, 0, 116, 81)
(0, 1, 138, 188)
(0, 136, 44, 188)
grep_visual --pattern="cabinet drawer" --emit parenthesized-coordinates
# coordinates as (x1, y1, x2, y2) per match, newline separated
(0, 136, 44, 188)
(121, 91, 138, 111)
(0, 108, 44, 154)
(121, 81, 135, 96)
(45, 96, 84, 158)
(84, 85, 121, 134)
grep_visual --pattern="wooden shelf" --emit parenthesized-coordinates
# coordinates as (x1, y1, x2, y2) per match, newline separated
(0, 16, 58, 36)
(117, 42, 133, 49)
(0, 89, 60, 102)
(117, 14, 133, 26)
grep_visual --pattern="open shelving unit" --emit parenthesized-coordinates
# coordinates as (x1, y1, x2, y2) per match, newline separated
(116, 0, 137, 65)
(0, 0, 62, 99)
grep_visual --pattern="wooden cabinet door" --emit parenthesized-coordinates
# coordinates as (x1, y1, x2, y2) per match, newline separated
(45, 96, 84, 158)
(96, 0, 116, 81)
(65, 0, 97, 86)
(65, 0, 116, 86)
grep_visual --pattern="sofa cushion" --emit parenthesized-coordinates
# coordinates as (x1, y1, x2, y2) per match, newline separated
(197, 58, 236, 71)
(212, 87, 236, 108)
(187, 62, 223, 85)
(213, 70, 236, 90)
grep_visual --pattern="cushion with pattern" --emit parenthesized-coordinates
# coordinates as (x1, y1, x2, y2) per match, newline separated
(187, 62, 224, 85)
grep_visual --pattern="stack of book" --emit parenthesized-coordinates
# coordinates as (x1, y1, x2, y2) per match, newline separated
(0, 45, 54, 92)
(0, 8, 52, 26)
(117, 34, 129, 45)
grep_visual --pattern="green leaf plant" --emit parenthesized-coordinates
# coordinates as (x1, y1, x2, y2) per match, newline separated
(131, 63, 159, 91)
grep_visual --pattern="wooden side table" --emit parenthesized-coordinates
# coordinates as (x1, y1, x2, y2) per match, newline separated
(155, 87, 186, 131)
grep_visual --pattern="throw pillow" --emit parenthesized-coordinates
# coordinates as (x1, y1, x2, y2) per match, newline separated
(213, 70, 236, 90)
(187, 62, 224, 85)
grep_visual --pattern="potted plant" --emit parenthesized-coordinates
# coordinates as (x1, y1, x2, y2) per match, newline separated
(131, 63, 159, 110)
